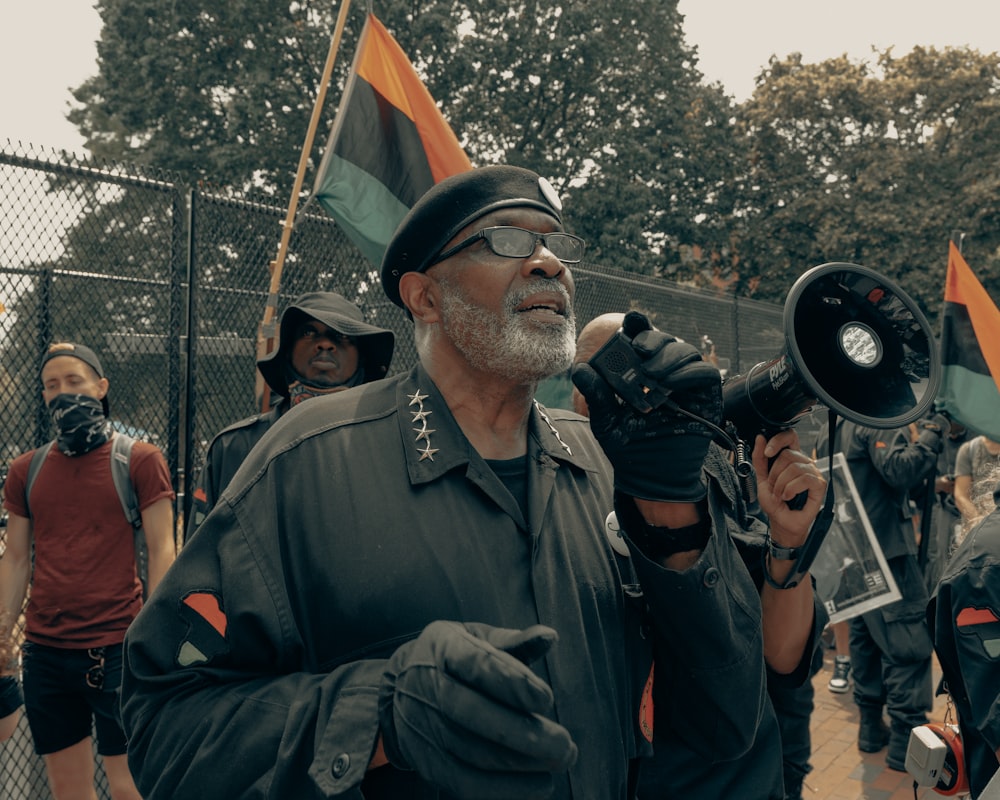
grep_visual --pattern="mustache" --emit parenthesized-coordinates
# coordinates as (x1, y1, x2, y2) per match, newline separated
(505, 280, 573, 315)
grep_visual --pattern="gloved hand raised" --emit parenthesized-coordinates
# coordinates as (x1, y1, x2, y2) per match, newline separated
(378, 621, 577, 799)
(909, 411, 950, 452)
(572, 311, 723, 503)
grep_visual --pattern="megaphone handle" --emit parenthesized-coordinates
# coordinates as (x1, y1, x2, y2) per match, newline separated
(787, 490, 809, 511)
(769, 483, 836, 588)
(767, 444, 809, 511)
(766, 411, 839, 589)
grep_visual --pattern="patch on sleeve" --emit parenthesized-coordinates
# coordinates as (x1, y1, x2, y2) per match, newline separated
(957, 605, 1000, 659)
(176, 591, 229, 667)
(639, 661, 655, 743)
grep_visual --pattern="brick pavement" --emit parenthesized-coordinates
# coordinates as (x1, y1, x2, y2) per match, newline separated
(802, 645, 966, 800)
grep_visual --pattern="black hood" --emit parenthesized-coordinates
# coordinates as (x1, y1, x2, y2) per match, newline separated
(256, 292, 395, 398)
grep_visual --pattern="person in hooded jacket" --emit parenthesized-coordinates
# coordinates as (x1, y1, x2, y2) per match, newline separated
(928, 465, 1000, 799)
(187, 291, 394, 537)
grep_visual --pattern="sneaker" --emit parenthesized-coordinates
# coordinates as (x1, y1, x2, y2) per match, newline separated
(828, 656, 852, 694)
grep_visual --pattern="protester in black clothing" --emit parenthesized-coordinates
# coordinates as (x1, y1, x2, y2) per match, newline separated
(923, 418, 969, 592)
(815, 416, 945, 771)
(574, 313, 826, 800)
(188, 291, 394, 536)
(928, 464, 1000, 798)
(122, 166, 826, 799)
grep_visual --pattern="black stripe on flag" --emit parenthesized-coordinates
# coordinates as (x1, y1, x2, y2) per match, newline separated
(333, 77, 434, 208)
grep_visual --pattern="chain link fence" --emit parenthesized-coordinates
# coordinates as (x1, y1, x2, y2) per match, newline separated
(1, 141, 794, 797)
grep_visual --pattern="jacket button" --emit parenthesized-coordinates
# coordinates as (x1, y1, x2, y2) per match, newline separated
(703, 567, 720, 587)
(332, 753, 351, 778)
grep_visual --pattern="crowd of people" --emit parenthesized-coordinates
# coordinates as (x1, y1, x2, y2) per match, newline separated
(0, 163, 996, 800)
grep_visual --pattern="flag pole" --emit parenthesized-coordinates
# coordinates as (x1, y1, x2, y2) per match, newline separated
(918, 229, 965, 569)
(950, 229, 965, 255)
(255, 0, 355, 411)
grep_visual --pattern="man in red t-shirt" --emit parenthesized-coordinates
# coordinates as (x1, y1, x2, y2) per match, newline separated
(0, 341, 176, 800)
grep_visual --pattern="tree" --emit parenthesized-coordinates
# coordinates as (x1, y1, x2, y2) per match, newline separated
(69, 0, 339, 190)
(383, 1, 741, 276)
(733, 47, 1000, 321)
(69, 0, 736, 277)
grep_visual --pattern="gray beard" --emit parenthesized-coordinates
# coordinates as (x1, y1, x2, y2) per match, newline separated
(438, 277, 577, 382)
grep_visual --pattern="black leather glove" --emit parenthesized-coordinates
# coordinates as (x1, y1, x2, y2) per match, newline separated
(916, 412, 951, 450)
(378, 621, 577, 798)
(571, 311, 723, 502)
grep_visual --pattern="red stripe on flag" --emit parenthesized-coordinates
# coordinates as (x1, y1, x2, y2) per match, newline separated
(956, 606, 1000, 627)
(356, 14, 471, 182)
(945, 242, 1000, 393)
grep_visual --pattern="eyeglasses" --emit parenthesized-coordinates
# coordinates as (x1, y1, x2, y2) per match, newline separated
(430, 226, 586, 267)
(86, 647, 105, 690)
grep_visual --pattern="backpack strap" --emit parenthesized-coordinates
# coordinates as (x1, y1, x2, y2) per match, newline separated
(111, 433, 149, 599)
(24, 441, 56, 519)
(111, 433, 141, 528)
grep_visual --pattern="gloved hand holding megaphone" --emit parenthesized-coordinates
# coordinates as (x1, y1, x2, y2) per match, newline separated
(570, 311, 723, 505)
(572, 311, 826, 568)
(574, 262, 941, 586)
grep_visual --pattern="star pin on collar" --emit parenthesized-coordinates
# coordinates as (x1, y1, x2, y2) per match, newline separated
(408, 390, 439, 461)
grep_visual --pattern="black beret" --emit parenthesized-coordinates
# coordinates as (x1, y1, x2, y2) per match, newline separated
(380, 165, 564, 308)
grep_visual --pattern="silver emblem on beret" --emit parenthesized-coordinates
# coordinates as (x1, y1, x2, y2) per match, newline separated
(538, 177, 562, 213)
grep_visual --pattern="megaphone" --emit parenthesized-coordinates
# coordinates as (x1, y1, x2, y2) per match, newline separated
(584, 262, 939, 589)
(722, 262, 941, 441)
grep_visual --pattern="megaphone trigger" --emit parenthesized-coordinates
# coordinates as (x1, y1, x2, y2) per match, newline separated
(587, 329, 670, 413)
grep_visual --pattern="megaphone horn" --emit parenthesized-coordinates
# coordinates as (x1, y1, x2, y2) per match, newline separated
(722, 262, 941, 441)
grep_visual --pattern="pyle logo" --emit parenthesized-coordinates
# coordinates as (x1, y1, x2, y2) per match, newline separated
(769, 357, 790, 390)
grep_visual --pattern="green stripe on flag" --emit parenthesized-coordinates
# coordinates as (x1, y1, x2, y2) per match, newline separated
(315, 154, 411, 267)
(325, 75, 433, 209)
(939, 363, 1000, 440)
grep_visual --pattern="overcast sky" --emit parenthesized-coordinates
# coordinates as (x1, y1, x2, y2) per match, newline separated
(2, 1, 999, 153)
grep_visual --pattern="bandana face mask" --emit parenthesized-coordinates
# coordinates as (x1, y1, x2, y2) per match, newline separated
(48, 393, 112, 456)
(284, 365, 365, 407)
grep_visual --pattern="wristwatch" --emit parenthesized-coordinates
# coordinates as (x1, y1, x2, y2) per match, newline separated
(767, 536, 801, 561)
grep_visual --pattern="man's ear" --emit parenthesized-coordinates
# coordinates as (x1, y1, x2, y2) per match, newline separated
(96, 377, 110, 400)
(398, 272, 442, 323)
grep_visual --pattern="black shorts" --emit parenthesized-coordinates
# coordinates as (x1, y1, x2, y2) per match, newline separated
(0, 674, 22, 718)
(21, 641, 127, 756)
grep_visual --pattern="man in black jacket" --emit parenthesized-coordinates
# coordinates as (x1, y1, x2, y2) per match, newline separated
(123, 166, 826, 799)
(928, 466, 1000, 798)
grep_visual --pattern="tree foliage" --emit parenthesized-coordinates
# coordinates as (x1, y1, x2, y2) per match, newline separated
(66, 2, 1000, 320)
(70, 0, 735, 275)
(734, 46, 1000, 320)
(382, 1, 740, 275)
